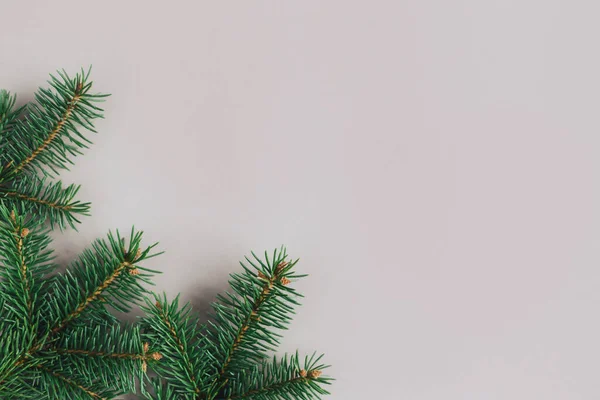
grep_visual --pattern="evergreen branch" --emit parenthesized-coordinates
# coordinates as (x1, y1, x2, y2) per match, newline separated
(0, 317, 35, 398)
(0, 175, 90, 229)
(12, 84, 81, 174)
(141, 249, 331, 400)
(155, 301, 200, 394)
(222, 353, 331, 400)
(47, 229, 159, 334)
(3, 187, 77, 210)
(0, 90, 25, 139)
(36, 364, 106, 399)
(143, 378, 180, 400)
(48, 324, 161, 363)
(219, 272, 278, 377)
(204, 248, 302, 398)
(34, 328, 140, 399)
(40, 324, 159, 396)
(0, 66, 332, 399)
(51, 259, 131, 335)
(0, 68, 109, 231)
(140, 294, 204, 397)
(225, 378, 304, 400)
(53, 348, 146, 360)
(4, 68, 108, 177)
(0, 209, 55, 324)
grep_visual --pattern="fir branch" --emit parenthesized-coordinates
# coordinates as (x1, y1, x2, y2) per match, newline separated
(48, 324, 160, 367)
(140, 294, 204, 398)
(225, 377, 306, 400)
(0, 210, 161, 399)
(0, 318, 35, 398)
(155, 299, 200, 394)
(41, 324, 159, 396)
(2, 190, 73, 211)
(204, 248, 302, 398)
(46, 229, 159, 335)
(144, 378, 180, 400)
(0, 172, 90, 230)
(36, 364, 106, 399)
(219, 269, 280, 376)
(0, 208, 55, 324)
(53, 348, 146, 360)
(51, 259, 132, 335)
(141, 249, 331, 400)
(12, 84, 81, 175)
(222, 353, 331, 400)
(0, 68, 108, 231)
(0, 68, 332, 400)
(4, 68, 108, 176)
(0, 90, 24, 139)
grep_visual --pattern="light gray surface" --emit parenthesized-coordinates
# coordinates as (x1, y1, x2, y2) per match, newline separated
(2, 1, 599, 398)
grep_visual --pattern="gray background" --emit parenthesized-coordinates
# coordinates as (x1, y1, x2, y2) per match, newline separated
(1, 1, 599, 399)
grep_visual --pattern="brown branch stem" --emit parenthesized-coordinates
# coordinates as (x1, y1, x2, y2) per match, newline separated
(1, 190, 74, 211)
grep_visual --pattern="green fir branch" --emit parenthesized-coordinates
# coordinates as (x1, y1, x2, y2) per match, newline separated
(0, 208, 54, 331)
(140, 248, 331, 400)
(46, 228, 160, 335)
(203, 248, 302, 398)
(5, 68, 107, 176)
(0, 68, 108, 230)
(0, 90, 25, 138)
(140, 294, 205, 398)
(0, 208, 161, 399)
(0, 176, 90, 230)
(0, 68, 332, 400)
(0, 313, 37, 398)
(40, 324, 157, 396)
(36, 363, 111, 399)
(223, 353, 331, 400)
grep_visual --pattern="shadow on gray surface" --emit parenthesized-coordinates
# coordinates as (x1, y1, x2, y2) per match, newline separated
(187, 279, 232, 325)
